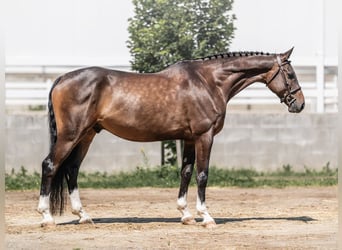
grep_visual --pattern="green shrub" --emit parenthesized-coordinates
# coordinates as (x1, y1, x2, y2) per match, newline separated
(5, 166, 41, 190)
(5, 164, 338, 191)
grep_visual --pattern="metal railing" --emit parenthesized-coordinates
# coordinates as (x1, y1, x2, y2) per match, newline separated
(5, 65, 338, 113)
(6, 81, 52, 106)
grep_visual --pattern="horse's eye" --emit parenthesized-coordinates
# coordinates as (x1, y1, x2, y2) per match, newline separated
(288, 73, 295, 80)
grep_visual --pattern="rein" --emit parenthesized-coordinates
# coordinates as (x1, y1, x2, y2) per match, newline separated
(266, 56, 301, 105)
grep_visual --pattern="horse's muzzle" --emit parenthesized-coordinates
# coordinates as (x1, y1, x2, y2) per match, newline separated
(286, 88, 305, 113)
(288, 100, 305, 113)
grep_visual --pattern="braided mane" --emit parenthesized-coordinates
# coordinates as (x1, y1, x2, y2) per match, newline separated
(196, 51, 273, 61)
(168, 51, 275, 69)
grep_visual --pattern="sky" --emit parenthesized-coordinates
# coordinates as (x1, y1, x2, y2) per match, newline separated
(5, 0, 134, 66)
(4, 0, 338, 67)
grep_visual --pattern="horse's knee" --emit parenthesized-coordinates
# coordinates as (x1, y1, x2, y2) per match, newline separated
(196, 171, 208, 187)
(181, 165, 193, 180)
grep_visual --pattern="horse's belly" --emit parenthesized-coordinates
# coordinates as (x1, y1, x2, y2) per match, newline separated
(98, 96, 219, 142)
(100, 118, 188, 142)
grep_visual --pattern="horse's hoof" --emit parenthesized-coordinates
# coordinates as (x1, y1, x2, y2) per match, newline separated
(181, 217, 197, 225)
(202, 220, 217, 229)
(79, 217, 94, 224)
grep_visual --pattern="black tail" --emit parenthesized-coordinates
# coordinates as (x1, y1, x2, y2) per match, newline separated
(50, 164, 67, 215)
(47, 76, 67, 215)
(48, 76, 61, 152)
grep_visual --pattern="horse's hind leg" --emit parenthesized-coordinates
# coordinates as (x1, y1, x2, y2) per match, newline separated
(177, 140, 196, 225)
(38, 156, 55, 226)
(38, 138, 77, 226)
(65, 131, 96, 224)
(38, 121, 97, 226)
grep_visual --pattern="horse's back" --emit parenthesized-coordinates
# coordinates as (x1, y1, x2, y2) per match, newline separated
(50, 64, 225, 142)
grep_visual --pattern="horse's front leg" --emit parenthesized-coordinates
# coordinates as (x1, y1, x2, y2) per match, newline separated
(177, 140, 196, 225)
(195, 129, 216, 228)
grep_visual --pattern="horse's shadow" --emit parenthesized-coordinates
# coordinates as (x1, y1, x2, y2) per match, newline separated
(58, 216, 316, 226)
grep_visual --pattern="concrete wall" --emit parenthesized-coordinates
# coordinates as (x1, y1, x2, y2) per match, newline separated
(5, 113, 337, 173)
(211, 113, 337, 171)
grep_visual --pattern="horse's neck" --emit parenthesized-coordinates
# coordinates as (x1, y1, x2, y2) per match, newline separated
(225, 70, 266, 102)
(203, 57, 275, 102)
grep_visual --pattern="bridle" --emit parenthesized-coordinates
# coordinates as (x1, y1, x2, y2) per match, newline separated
(266, 55, 301, 106)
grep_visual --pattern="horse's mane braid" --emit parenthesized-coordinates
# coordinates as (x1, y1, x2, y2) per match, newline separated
(168, 51, 274, 68)
(198, 51, 271, 61)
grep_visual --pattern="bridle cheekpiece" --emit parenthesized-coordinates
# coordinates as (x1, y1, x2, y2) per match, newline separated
(266, 55, 301, 106)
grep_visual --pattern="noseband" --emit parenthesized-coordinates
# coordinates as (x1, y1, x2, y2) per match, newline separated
(266, 56, 301, 105)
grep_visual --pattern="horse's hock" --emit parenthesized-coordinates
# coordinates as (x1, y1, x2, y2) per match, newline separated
(6, 112, 337, 173)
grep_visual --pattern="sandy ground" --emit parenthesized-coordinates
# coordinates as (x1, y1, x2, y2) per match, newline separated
(5, 187, 338, 249)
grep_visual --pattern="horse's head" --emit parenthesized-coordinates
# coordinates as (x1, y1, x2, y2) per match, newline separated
(265, 48, 305, 113)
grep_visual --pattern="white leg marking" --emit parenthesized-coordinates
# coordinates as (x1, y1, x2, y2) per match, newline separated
(196, 195, 216, 227)
(177, 195, 196, 224)
(70, 189, 82, 212)
(70, 189, 93, 224)
(37, 195, 55, 226)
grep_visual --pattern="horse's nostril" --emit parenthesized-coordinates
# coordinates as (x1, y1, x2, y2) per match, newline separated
(301, 102, 305, 110)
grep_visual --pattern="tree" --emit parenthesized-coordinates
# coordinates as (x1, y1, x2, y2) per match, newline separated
(127, 0, 236, 165)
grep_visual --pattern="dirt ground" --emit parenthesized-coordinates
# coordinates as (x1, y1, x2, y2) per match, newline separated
(5, 186, 338, 249)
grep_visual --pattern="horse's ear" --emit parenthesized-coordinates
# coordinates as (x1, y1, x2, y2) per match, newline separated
(281, 47, 294, 61)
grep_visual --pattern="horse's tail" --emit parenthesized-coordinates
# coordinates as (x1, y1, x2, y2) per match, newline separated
(48, 76, 60, 151)
(47, 76, 67, 215)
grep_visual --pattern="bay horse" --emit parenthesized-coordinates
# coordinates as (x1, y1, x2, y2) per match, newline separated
(37, 48, 304, 228)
